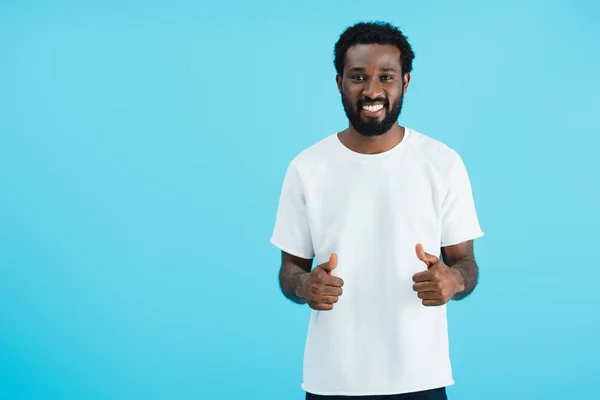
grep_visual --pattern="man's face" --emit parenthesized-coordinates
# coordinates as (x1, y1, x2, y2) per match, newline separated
(337, 44, 409, 137)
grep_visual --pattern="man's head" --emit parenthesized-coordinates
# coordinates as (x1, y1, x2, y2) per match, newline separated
(334, 22, 415, 137)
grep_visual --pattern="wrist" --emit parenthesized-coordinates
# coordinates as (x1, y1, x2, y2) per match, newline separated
(450, 267, 466, 295)
(294, 272, 310, 298)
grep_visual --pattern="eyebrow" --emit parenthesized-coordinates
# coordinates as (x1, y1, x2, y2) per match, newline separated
(348, 67, 397, 72)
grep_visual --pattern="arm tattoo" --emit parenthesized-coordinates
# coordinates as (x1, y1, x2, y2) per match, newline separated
(279, 261, 308, 304)
(449, 256, 479, 300)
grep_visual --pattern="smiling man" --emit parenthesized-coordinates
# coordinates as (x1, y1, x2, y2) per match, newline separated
(271, 22, 484, 400)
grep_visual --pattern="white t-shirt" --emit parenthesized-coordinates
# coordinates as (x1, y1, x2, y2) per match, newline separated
(270, 127, 484, 396)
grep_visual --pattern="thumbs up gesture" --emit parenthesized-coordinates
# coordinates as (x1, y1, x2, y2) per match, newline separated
(297, 254, 344, 311)
(412, 244, 465, 306)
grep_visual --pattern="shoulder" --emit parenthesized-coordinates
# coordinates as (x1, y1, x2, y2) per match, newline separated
(407, 128, 464, 176)
(286, 134, 338, 184)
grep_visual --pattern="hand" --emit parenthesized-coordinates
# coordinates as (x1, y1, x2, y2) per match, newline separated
(412, 244, 465, 306)
(297, 253, 344, 311)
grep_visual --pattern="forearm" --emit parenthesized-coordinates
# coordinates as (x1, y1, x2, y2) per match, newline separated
(449, 256, 478, 300)
(279, 262, 309, 304)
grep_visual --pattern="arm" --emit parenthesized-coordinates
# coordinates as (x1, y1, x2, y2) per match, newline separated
(278, 251, 312, 304)
(441, 240, 479, 300)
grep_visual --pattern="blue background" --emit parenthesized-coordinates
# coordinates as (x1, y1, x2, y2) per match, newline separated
(1, 1, 599, 399)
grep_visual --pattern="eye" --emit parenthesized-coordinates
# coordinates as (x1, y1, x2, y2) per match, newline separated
(351, 75, 365, 81)
(380, 75, 394, 81)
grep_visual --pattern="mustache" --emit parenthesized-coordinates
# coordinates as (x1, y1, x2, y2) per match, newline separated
(357, 97, 389, 108)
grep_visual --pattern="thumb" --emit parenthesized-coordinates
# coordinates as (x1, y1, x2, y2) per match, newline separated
(415, 244, 437, 268)
(321, 253, 338, 273)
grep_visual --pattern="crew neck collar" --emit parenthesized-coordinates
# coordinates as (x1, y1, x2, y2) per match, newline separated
(333, 127, 413, 162)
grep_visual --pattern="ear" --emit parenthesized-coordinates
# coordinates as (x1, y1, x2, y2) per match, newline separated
(336, 74, 342, 94)
(402, 72, 411, 94)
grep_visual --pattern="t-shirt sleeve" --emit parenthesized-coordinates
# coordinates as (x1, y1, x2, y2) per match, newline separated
(440, 153, 484, 247)
(270, 160, 315, 259)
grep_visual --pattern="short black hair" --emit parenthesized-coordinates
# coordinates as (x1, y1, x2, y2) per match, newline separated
(334, 21, 415, 76)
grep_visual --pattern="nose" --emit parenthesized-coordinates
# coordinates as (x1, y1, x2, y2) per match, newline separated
(362, 78, 384, 100)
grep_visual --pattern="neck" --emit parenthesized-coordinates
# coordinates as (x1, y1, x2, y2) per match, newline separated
(338, 124, 405, 155)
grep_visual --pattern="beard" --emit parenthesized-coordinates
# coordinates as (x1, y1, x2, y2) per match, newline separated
(341, 91, 404, 137)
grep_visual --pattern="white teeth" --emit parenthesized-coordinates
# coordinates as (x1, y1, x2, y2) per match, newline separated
(362, 104, 384, 112)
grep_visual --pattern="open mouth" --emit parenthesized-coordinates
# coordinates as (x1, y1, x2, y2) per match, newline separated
(361, 103, 385, 115)
(362, 104, 384, 112)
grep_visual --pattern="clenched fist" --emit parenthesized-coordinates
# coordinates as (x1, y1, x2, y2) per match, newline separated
(297, 254, 344, 311)
(412, 244, 465, 306)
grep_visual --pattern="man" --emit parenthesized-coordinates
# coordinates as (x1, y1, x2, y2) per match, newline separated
(270, 21, 483, 400)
